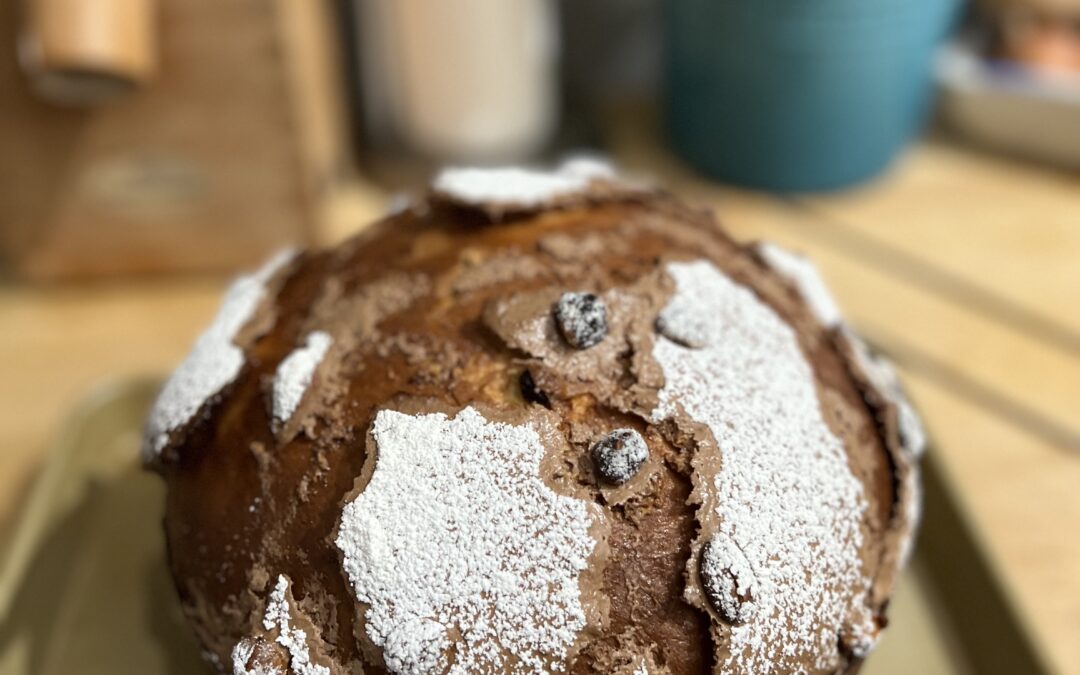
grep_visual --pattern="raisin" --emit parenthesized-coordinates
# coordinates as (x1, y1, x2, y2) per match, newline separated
(553, 292, 608, 349)
(591, 428, 648, 484)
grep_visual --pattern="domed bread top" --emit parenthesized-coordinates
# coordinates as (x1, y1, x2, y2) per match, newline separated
(143, 249, 296, 461)
(147, 162, 925, 675)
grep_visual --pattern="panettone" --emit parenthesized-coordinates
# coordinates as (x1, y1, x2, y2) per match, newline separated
(144, 161, 924, 675)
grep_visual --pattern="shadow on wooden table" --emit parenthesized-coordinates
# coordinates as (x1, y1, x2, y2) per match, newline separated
(0, 465, 210, 675)
(918, 453, 1047, 674)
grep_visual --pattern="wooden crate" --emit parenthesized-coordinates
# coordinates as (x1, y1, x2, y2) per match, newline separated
(0, 0, 349, 279)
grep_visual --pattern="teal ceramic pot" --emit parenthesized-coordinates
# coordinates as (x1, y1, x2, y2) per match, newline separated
(665, 0, 961, 191)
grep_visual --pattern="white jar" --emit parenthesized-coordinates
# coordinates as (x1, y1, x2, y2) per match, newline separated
(359, 0, 559, 164)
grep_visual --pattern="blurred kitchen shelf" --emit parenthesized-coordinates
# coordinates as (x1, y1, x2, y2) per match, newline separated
(0, 379, 994, 674)
(0, 0, 350, 280)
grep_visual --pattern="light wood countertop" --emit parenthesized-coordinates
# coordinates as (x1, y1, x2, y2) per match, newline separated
(1, 131, 1078, 672)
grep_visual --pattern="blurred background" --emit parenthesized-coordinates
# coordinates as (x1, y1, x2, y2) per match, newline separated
(0, 0, 1078, 673)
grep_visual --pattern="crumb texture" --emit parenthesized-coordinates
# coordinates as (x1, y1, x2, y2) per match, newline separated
(156, 175, 919, 675)
(144, 250, 295, 459)
(652, 260, 869, 673)
(335, 407, 596, 674)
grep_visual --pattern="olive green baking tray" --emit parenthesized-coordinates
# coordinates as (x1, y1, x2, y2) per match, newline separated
(0, 379, 1042, 674)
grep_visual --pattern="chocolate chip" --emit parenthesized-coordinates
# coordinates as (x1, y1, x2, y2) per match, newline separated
(591, 429, 648, 484)
(553, 292, 608, 349)
(700, 536, 757, 625)
(519, 369, 551, 408)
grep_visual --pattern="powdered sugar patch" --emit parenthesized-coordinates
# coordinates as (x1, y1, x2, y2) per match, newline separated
(652, 260, 869, 673)
(335, 407, 595, 674)
(756, 242, 843, 327)
(143, 250, 296, 460)
(262, 576, 328, 675)
(272, 331, 333, 425)
(432, 157, 614, 209)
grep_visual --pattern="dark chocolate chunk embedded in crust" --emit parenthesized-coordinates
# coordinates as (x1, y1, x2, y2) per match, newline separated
(591, 428, 649, 485)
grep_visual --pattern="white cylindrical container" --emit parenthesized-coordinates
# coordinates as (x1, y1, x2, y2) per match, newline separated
(361, 0, 558, 164)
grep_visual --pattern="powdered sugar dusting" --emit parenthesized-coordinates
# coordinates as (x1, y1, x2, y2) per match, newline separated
(335, 407, 596, 674)
(272, 331, 333, 425)
(231, 640, 283, 675)
(651, 260, 869, 673)
(231, 641, 257, 674)
(432, 157, 614, 209)
(700, 535, 758, 625)
(232, 575, 328, 675)
(843, 608, 881, 659)
(756, 242, 843, 327)
(143, 250, 296, 460)
(656, 296, 710, 350)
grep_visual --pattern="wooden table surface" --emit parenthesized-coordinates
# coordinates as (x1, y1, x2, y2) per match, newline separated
(1, 130, 1078, 673)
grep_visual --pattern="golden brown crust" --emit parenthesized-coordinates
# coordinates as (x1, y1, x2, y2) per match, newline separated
(154, 187, 913, 674)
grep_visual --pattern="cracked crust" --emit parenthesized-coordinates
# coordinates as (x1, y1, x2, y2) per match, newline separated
(153, 188, 915, 674)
